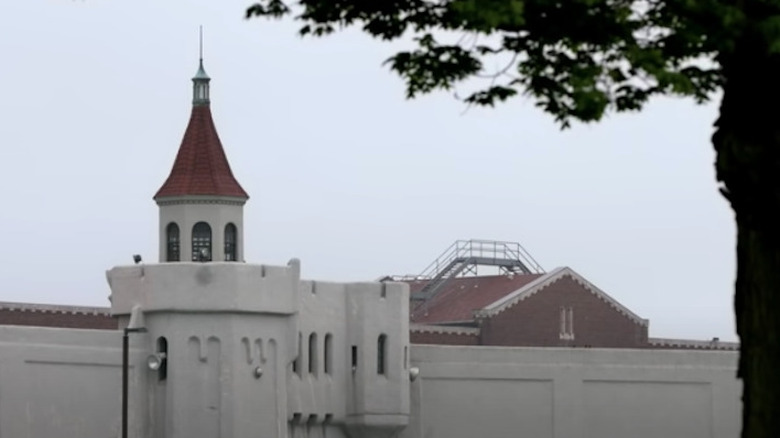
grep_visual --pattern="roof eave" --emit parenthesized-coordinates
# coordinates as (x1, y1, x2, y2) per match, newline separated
(154, 193, 249, 206)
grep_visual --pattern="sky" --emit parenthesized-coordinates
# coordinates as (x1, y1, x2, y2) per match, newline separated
(0, 1, 736, 341)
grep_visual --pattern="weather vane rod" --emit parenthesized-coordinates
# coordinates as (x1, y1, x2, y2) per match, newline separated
(199, 25, 203, 62)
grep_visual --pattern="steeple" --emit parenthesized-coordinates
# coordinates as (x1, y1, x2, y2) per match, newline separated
(154, 30, 248, 200)
(154, 32, 248, 263)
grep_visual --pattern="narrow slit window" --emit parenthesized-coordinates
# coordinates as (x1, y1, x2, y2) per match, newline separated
(308, 333, 318, 375)
(324, 334, 333, 375)
(351, 345, 358, 372)
(293, 332, 302, 376)
(559, 306, 574, 340)
(224, 223, 237, 261)
(560, 307, 566, 336)
(166, 223, 180, 262)
(377, 334, 387, 375)
(156, 337, 168, 382)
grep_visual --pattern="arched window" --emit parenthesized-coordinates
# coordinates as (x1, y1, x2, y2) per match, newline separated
(191, 222, 212, 262)
(224, 223, 237, 261)
(308, 333, 318, 375)
(324, 334, 333, 375)
(293, 332, 302, 377)
(156, 337, 168, 381)
(377, 334, 387, 375)
(166, 223, 180, 262)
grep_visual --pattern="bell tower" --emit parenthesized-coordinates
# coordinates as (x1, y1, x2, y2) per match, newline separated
(154, 35, 248, 263)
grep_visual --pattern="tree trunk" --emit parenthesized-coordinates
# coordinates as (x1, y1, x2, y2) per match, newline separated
(713, 6, 780, 436)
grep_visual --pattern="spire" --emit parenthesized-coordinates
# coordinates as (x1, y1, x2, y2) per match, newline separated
(192, 26, 210, 105)
(154, 31, 248, 201)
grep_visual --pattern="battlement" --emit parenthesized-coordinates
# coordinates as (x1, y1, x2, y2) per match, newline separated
(108, 259, 301, 317)
(0, 302, 115, 330)
(648, 337, 739, 351)
(0, 301, 110, 316)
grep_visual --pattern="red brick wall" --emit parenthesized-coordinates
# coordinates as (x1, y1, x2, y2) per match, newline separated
(479, 275, 648, 348)
(411, 330, 480, 346)
(0, 309, 118, 330)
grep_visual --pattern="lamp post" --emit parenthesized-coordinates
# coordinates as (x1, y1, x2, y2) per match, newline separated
(122, 326, 147, 438)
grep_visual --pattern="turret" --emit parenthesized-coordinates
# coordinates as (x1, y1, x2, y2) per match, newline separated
(153, 53, 248, 263)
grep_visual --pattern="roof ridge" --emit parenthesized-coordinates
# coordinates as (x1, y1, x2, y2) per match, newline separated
(474, 267, 565, 316)
(203, 111, 222, 193)
(410, 273, 545, 322)
(476, 267, 649, 326)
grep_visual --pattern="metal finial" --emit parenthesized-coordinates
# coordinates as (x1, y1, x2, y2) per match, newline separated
(192, 25, 210, 104)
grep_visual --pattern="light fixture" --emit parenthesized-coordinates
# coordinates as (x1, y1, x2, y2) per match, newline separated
(253, 366, 263, 379)
(147, 352, 167, 371)
(409, 367, 420, 381)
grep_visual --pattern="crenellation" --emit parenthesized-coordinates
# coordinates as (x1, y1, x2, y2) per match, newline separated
(0, 301, 111, 316)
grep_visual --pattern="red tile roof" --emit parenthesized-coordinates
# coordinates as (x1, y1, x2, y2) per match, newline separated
(154, 105, 248, 199)
(0, 302, 117, 330)
(408, 274, 544, 324)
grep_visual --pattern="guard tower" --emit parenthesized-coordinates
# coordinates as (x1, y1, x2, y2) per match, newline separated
(109, 37, 412, 438)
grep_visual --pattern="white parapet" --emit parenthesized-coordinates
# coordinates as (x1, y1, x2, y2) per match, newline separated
(107, 260, 301, 318)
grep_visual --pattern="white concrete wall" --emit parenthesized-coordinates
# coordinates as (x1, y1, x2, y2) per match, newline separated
(108, 260, 411, 438)
(0, 325, 148, 438)
(109, 261, 300, 438)
(0, 261, 742, 438)
(289, 280, 410, 437)
(402, 345, 741, 438)
(0, 325, 741, 438)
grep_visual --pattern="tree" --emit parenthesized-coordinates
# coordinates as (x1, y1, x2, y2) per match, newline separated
(246, 1, 780, 436)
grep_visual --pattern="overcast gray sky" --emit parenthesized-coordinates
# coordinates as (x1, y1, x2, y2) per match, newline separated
(0, 1, 736, 341)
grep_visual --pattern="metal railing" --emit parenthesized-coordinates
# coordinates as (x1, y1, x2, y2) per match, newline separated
(391, 239, 546, 302)
(418, 239, 544, 279)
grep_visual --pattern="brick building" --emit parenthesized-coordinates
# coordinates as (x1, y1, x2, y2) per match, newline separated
(386, 240, 737, 351)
